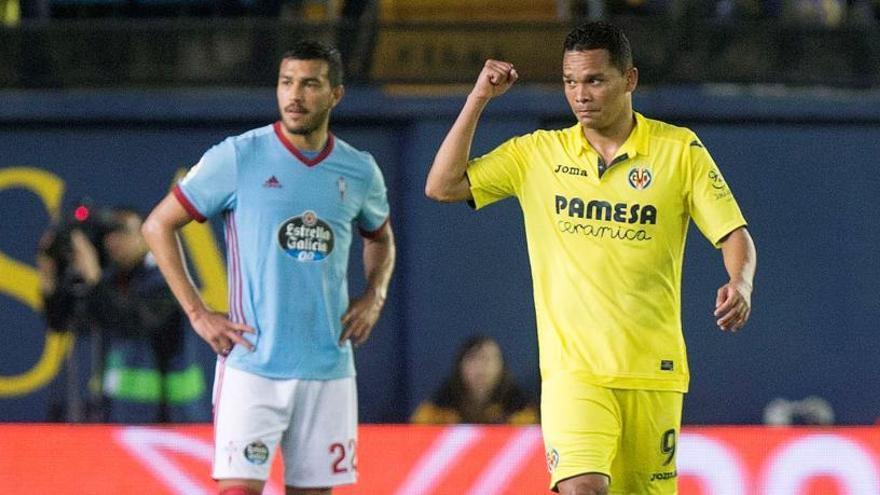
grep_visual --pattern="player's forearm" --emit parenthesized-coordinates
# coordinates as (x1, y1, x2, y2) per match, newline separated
(142, 216, 207, 320)
(720, 227, 756, 291)
(425, 95, 490, 202)
(362, 225, 396, 303)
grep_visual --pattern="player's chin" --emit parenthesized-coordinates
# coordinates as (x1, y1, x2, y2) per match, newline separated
(280, 118, 310, 135)
(577, 117, 599, 129)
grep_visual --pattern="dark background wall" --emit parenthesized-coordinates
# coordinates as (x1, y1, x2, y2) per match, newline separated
(2, 86, 879, 424)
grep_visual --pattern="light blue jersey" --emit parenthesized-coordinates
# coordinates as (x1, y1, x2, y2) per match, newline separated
(174, 123, 389, 380)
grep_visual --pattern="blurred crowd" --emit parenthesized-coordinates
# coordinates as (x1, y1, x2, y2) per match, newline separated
(2, 0, 359, 22)
(568, 0, 880, 28)
(3, 0, 880, 26)
(587, 0, 880, 27)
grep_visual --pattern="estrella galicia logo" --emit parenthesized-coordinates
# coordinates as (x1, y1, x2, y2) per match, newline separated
(628, 167, 653, 190)
(546, 448, 559, 473)
(244, 441, 269, 465)
(277, 210, 335, 262)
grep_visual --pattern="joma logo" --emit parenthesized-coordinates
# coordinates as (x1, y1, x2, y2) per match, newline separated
(554, 164, 588, 177)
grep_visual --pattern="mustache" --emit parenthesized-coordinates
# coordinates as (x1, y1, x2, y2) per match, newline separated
(284, 104, 308, 113)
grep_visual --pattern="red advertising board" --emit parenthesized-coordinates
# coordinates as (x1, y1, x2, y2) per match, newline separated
(1, 425, 879, 494)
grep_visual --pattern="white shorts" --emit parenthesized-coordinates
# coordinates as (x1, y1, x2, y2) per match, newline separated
(211, 361, 358, 488)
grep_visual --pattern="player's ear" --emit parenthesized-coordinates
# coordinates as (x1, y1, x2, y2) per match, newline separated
(331, 84, 345, 108)
(626, 67, 638, 93)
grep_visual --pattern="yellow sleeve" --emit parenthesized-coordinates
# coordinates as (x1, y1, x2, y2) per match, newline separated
(507, 406, 539, 425)
(466, 135, 529, 210)
(686, 134, 747, 247)
(410, 401, 461, 424)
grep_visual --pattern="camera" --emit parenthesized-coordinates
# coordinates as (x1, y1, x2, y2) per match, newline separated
(41, 199, 122, 287)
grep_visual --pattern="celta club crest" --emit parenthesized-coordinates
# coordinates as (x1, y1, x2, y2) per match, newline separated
(628, 167, 653, 190)
(243, 441, 269, 465)
(302, 210, 317, 226)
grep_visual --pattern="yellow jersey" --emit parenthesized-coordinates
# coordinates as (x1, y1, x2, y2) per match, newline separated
(467, 113, 746, 392)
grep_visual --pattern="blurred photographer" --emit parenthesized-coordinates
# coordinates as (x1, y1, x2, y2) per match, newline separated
(38, 202, 116, 422)
(38, 205, 207, 423)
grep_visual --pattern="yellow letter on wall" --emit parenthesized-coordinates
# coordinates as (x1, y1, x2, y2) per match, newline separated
(0, 167, 72, 397)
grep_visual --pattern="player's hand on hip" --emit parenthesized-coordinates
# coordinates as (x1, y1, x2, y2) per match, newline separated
(470, 59, 519, 100)
(190, 309, 256, 355)
(714, 280, 752, 332)
(339, 289, 384, 347)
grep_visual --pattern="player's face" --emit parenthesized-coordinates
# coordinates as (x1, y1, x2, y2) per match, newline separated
(562, 49, 637, 133)
(461, 341, 504, 400)
(276, 58, 343, 137)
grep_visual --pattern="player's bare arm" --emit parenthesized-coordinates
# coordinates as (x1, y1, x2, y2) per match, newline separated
(142, 192, 255, 354)
(425, 59, 519, 203)
(340, 222, 395, 346)
(715, 226, 757, 332)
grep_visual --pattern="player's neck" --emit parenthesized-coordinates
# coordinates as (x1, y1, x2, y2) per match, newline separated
(282, 125, 330, 152)
(583, 111, 636, 163)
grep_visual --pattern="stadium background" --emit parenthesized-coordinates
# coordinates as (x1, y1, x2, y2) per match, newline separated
(2, 1, 880, 493)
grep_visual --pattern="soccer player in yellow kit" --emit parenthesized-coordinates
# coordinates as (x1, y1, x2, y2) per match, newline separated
(425, 22, 757, 495)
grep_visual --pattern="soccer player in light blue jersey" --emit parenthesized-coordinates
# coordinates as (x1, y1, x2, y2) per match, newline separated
(142, 40, 395, 495)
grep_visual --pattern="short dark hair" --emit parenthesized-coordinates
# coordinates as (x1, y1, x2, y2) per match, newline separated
(563, 21, 633, 74)
(281, 40, 344, 86)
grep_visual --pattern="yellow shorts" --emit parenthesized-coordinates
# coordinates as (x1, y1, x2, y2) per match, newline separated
(541, 375, 683, 494)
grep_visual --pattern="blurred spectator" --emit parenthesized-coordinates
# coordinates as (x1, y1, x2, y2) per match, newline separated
(38, 208, 108, 422)
(411, 335, 538, 425)
(39, 206, 208, 423)
(1, 0, 19, 25)
(763, 396, 835, 426)
(337, 0, 378, 78)
(783, 0, 846, 26)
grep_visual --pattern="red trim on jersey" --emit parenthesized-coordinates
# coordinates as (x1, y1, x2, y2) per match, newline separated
(359, 217, 390, 240)
(273, 121, 335, 167)
(172, 184, 207, 223)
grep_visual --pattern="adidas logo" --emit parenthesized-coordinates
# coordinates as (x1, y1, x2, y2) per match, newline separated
(263, 175, 282, 188)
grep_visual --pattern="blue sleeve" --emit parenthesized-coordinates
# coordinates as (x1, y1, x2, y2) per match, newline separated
(175, 139, 237, 222)
(356, 157, 390, 237)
